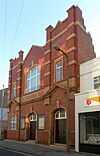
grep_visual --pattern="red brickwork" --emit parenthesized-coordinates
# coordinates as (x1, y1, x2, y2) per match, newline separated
(7, 5, 96, 147)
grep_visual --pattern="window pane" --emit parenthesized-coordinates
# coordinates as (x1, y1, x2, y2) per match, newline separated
(10, 115, 16, 130)
(31, 78, 34, 90)
(37, 75, 40, 89)
(27, 66, 40, 93)
(56, 61, 62, 81)
(20, 117, 25, 130)
(37, 67, 40, 74)
(56, 69, 59, 81)
(60, 109, 66, 118)
(55, 111, 59, 118)
(55, 109, 66, 119)
(30, 113, 37, 121)
(13, 84, 16, 97)
(31, 77, 36, 91)
(27, 72, 30, 79)
(27, 79, 31, 92)
(38, 115, 45, 130)
(59, 61, 62, 67)
(59, 68, 62, 80)
(94, 83, 100, 89)
(80, 112, 100, 145)
(31, 68, 36, 77)
(94, 76, 100, 89)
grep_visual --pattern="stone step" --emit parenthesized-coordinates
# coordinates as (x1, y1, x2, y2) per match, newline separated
(50, 143, 66, 150)
(25, 140, 35, 144)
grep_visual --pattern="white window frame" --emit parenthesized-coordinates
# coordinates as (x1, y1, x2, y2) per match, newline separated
(94, 76, 100, 89)
(30, 113, 37, 121)
(10, 115, 16, 130)
(27, 66, 40, 93)
(55, 109, 66, 120)
(38, 114, 45, 130)
(56, 61, 62, 82)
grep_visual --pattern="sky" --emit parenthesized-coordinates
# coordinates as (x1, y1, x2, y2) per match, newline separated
(0, 0, 100, 89)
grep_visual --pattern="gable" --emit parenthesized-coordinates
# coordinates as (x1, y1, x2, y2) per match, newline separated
(44, 84, 66, 97)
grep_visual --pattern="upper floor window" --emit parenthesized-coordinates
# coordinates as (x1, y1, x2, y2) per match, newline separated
(94, 76, 100, 89)
(10, 115, 16, 130)
(13, 84, 16, 97)
(27, 66, 40, 93)
(56, 61, 62, 81)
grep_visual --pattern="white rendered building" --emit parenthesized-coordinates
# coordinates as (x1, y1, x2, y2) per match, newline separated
(75, 57, 100, 154)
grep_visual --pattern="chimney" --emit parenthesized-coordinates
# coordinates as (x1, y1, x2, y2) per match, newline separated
(19, 50, 24, 61)
(45, 25, 53, 42)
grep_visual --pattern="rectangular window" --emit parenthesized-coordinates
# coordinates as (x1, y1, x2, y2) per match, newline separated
(13, 84, 16, 97)
(79, 112, 100, 145)
(20, 117, 25, 130)
(10, 115, 16, 130)
(10, 123, 16, 130)
(38, 115, 45, 130)
(56, 61, 62, 81)
(94, 76, 100, 89)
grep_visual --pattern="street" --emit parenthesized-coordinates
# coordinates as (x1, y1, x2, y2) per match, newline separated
(0, 147, 33, 156)
(0, 140, 99, 156)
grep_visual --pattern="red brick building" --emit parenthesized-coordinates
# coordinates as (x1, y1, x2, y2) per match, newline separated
(7, 5, 96, 147)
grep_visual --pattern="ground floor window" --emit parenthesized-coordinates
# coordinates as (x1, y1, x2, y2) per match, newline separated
(79, 111, 100, 154)
(20, 117, 25, 130)
(38, 114, 45, 130)
(10, 115, 16, 130)
(80, 111, 100, 145)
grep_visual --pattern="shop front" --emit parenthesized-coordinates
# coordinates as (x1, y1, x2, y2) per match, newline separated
(75, 90, 100, 154)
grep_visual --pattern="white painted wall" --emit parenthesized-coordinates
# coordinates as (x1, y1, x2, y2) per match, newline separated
(75, 57, 100, 152)
(80, 57, 100, 92)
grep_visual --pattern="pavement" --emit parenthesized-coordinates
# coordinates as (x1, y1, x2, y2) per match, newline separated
(0, 139, 99, 156)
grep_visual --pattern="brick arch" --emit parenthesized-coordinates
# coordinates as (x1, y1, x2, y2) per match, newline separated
(25, 111, 38, 141)
(50, 107, 66, 144)
(26, 111, 37, 119)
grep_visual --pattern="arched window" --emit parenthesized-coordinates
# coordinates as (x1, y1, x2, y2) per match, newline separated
(10, 115, 16, 130)
(26, 66, 40, 93)
(30, 113, 37, 121)
(55, 108, 66, 119)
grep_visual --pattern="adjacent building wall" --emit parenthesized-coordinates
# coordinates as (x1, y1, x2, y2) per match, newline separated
(0, 88, 8, 138)
(75, 57, 100, 152)
(80, 57, 100, 92)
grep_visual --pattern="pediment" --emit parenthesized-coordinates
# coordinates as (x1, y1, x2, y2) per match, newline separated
(8, 99, 20, 107)
(24, 45, 42, 63)
(44, 84, 66, 97)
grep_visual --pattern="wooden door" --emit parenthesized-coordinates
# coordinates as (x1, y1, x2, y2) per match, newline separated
(55, 119, 66, 144)
(30, 121, 36, 140)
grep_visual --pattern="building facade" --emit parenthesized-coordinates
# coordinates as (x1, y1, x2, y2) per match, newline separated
(7, 5, 95, 147)
(75, 57, 100, 154)
(0, 88, 8, 138)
